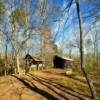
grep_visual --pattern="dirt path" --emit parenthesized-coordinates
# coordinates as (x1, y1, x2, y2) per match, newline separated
(0, 69, 98, 100)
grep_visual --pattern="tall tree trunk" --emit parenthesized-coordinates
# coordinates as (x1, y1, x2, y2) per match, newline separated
(4, 38, 8, 76)
(94, 20, 98, 68)
(75, 0, 97, 99)
(16, 53, 20, 74)
(41, 33, 45, 69)
(93, 43, 96, 68)
(69, 48, 72, 58)
(11, 42, 17, 74)
(4, 41, 8, 76)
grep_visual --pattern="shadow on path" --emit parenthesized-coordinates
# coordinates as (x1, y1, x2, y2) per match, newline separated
(42, 71, 87, 84)
(26, 74, 67, 99)
(28, 73, 92, 100)
(12, 75, 59, 100)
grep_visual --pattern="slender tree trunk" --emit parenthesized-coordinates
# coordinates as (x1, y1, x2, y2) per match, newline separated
(94, 21, 98, 68)
(75, 0, 97, 99)
(11, 42, 17, 74)
(16, 53, 20, 74)
(41, 33, 45, 69)
(69, 48, 72, 58)
(4, 38, 8, 76)
(93, 42, 96, 68)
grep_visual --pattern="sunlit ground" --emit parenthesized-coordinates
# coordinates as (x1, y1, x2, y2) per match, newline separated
(0, 68, 100, 100)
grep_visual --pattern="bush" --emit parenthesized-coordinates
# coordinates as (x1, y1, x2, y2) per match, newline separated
(0, 58, 4, 65)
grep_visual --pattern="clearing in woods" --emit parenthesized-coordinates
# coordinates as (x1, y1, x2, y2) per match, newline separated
(0, 68, 100, 100)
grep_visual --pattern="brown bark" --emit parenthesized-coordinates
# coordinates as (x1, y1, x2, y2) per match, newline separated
(75, 0, 97, 99)
(4, 33, 8, 76)
(16, 53, 20, 74)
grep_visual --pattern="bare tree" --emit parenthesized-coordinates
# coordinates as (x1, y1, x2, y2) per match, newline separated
(75, 0, 97, 99)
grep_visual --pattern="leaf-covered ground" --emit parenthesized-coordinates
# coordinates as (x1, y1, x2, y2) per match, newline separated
(0, 68, 100, 100)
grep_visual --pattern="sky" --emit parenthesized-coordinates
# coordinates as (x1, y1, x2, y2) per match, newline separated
(52, 0, 100, 53)
(0, 0, 100, 56)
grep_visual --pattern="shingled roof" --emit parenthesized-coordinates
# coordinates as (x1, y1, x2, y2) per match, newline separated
(24, 54, 43, 61)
